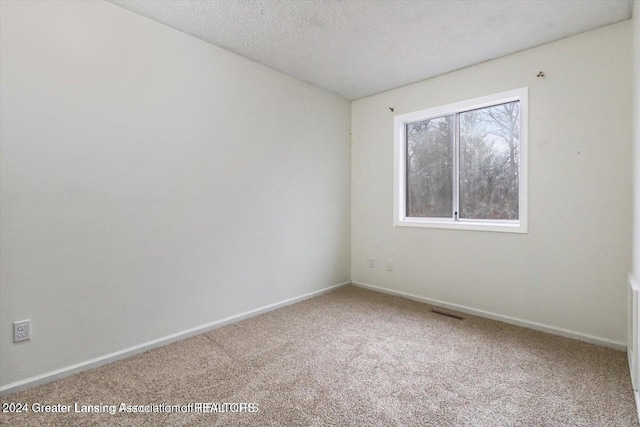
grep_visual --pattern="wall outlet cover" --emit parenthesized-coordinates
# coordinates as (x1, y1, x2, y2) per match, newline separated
(14, 320, 31, 343)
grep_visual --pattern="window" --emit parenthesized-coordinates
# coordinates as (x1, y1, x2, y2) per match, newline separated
(394, 88, 527, 233)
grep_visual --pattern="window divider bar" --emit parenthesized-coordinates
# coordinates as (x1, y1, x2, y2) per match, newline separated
(453, 113, 460, 222)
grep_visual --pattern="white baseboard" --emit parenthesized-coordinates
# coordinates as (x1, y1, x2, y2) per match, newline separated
(631, 349, 640, 425)
(352, 281, 626, 351)
(0, 281, 350, 397)
(630, 274, 640, 423)
(634, 388, 640, 425)
(630, 347, 639, 424)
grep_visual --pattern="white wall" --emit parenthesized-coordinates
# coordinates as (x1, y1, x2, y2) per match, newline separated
(352, 21, 632, 346)
(631, 0, 640, 390)
(0, 0, 351, 388)
(633, 3, 640, 281)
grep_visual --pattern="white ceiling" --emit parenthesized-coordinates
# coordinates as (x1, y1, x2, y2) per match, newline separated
(109, 0, 633, 100)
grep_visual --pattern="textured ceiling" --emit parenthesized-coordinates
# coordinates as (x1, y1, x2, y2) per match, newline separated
(109, 0, 633, 100)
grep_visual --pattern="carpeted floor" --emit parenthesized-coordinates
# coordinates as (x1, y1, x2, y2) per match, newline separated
(1, 285, 638, 426)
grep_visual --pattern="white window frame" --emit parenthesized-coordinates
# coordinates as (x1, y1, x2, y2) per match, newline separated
(393, 87, 528, 233)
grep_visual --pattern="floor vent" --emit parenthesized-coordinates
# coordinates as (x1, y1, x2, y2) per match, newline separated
(431, 309, 464, 320)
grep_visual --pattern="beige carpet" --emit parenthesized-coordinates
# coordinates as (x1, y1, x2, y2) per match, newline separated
(1, 285, 637, 426)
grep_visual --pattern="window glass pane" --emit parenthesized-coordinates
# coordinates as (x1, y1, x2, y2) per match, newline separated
(406, 116, 453, 218)
(459, 101, 519, 220)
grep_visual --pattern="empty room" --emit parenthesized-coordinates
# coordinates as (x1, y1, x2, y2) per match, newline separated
(1, 0, 639, 425)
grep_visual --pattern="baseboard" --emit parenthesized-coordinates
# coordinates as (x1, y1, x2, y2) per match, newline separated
(0, 281, 350, 397)
(352, 281, 626, 351)
(630, 274, 640, 424)
(635, 388, 640, 425)
(631, 347, 640, 424)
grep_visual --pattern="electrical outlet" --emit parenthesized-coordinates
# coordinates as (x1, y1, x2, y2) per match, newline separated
(386, 261, 394, 271)
(368, 257, 375, 268)
(14, 320, 31, 343)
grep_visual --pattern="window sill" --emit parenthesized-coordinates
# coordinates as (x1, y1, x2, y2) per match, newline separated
(394, 218, 527, 234)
